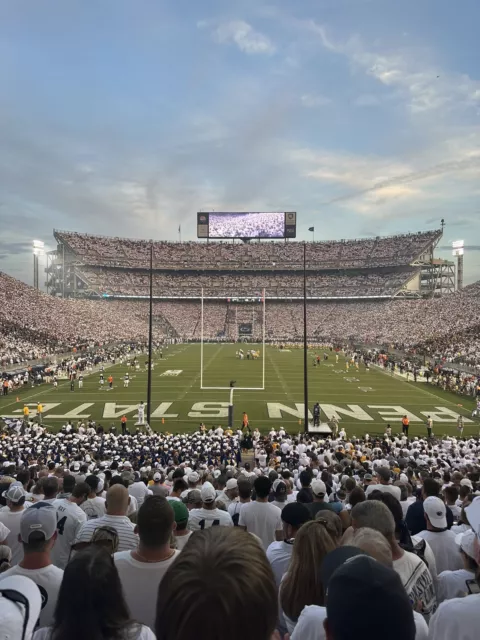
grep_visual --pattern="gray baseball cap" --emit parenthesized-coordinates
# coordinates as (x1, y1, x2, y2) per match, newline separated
(20, 502, 57, 544)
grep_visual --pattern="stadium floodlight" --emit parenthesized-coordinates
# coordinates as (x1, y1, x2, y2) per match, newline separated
(452, 239, 464, 256)
(32, 240, 45, 290)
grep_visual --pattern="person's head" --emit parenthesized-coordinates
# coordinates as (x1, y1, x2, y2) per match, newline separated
(225, 478, 238, 499)
(315, 512, 343, 545)
(70, 482, 90, 505)
(105, 485, 129, 516)
(185, 490, 202, 510)
(281, 502, 311, 540)
(61, 475, 76, 494)
(170, 501, 189, 534)
(311, 480, 327, 502)
(153, 472, 164, 484)
(90, 526, 120, 554)
(443, 485, 459, 505)
(85, 475, 100, 496)
(280, 520, 337, 621)
(344, 477, 356, 493)
(172, 479, 188, 497)
(3, 484, 26, 510)
(423, 496, 447, 531)
(200, 482, 217, 508)
(393, 481, 408, 502)
(322, 551, 415, 640)
(155, 528, 277, 640)
(51, 546, 133, 639)
(0, 545, 12, 573)
(16, 470, 31, 489)
(348, 528, 393, 566)
(254, 476, 272, 500)
(42, 477, 59, 499)
(136, 496, 176, 548)
(375, 467, 391, 485)
(299, 470, 311, 488)
(237, 479, 252, 501)
(422, 477, 440, 500)
(456, 530, 479, 573)
(273, 480, 287, 503)
(351, 501, 395, 545)
(20, 502, 58, 556)
(348, 487, 365, 509)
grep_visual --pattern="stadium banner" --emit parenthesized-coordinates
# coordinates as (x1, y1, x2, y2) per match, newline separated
(238, 323, 253, 336)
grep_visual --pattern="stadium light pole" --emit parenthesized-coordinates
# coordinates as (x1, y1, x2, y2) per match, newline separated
(147, 241, 154, 429)
(303, 241, 308, 434)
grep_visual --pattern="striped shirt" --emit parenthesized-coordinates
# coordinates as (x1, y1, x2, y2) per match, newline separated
(74, 514, 138, 551)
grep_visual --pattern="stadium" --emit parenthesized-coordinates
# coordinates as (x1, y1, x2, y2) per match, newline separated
(1, 221, 479, 436)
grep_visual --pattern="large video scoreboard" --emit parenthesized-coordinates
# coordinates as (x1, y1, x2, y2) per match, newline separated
(197, 212, 297, 239)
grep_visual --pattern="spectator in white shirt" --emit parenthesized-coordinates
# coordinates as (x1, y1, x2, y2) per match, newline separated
(365, 467, 401, 501)
(33, 546, 155, 640)
(81, 475, 106, 520)
(128, 472, 151, 508)
(428, 497, 480, 640)
(415, 496, 463, 574)
(0, 575, 42, 640)
(267, 502, 311, 589)
(51, 482, 90, 569)
(1, 502, 63, 628)
(228, 478, 252, 525)
(188, 482, 234, 530)
(216, 478, 238, 508)
(40, 477, 59, 504)
(114, 496, 180, 630)
(170, 501, 192, 550)
(437, 529, 478, 602)
(239, 476, 283, 549)
(0, 483, 29, 566)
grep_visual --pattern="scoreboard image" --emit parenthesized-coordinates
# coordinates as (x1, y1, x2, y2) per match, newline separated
(197, 212, 297, 239)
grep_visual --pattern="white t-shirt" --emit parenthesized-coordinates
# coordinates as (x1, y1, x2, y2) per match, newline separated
(33, 624, 155, 640)
(51, 499, 87, 569)
(74, 514, 138, 551)
(0, 521, 10, 542)
(266, 541, 293, 589)
(428, 592, 480, 640)
(290, 605, 428, 640)
(114, 550, 181, 629)
(81, 496, 106, 520)
(129, 482, 150, 508)
(437, 569, 475, 603)
(0, 509, 24, 565)
(188, 507, 233, 531)
(365, 483, 401, 501)
(415, 530, 463, 575)
(174, 532, 192, 550)
(393, 550, 437, 620)
(239, 501, 283, 550)
(1, 563, 64, 627)
(228, 501, 247, 525)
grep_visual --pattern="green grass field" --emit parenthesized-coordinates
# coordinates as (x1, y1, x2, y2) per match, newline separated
(1, 344, 478, 438)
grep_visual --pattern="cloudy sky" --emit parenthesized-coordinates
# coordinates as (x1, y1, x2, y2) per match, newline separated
(1, 0, 479, 285)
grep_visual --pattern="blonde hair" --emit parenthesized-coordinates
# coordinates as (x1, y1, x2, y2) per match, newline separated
(280, 519, 337, 621)
(348, 527, 393, 567)
(0, 546, 12, 573)
(155, 527, 277, 640)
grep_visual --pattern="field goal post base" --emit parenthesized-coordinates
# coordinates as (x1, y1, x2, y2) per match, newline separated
(200, 288, 266, 429)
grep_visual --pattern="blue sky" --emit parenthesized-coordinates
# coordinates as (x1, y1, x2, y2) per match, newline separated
(1, 0, 479, 284)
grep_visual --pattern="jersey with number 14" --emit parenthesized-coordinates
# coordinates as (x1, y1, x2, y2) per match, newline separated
(187, 507, 233, 531)
(51, 499, 87, 569)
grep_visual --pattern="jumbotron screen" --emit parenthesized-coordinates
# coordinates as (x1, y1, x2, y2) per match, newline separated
(197, 211, 296, 239)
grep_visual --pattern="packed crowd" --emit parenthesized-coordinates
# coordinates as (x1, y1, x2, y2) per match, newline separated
(0, 426, 480, 639)
(2, 269, 480, 366)
(208, 212, 285, 238)
(79, 267, 413, 298)
(55, 229, 441, 270)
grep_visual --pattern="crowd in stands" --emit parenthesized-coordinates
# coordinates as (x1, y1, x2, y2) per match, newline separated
(208, 211, 285, 238)
(55, 229, 441, 270)
(79, 267, 412, 297)
(0, 424, 480, 639)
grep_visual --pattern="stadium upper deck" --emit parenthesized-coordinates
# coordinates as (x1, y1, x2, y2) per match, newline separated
(54, 229, 442, 271)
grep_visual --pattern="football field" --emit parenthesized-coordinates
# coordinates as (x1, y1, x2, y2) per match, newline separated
(1, 343, 478, 438)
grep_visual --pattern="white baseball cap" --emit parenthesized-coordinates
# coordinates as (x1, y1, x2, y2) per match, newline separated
(455, 530, 477, 560)
(201, 482, 216, 504)
(312, 480, 327, 497)
(0, 575, 42, 640)
(465, 496, 480, 538)
(153, 472, 162, 482)
(226, 478, 238, 490)
(423, 496, 447, 529)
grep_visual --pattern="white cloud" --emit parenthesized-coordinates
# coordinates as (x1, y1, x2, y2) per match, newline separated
(311, 23, 480, 114)
(211, 20, 276, 55)
(300, 94, 332, 108)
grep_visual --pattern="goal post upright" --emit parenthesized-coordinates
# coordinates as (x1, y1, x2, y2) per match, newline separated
(200, 287, 204, 389)
(262, 288, 266, 390)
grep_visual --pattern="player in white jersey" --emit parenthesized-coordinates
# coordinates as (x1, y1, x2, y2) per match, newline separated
(78, 374, 84, 389)
(187, 482, 233, 531)
(137, 401, 145, 425)
(124, 373, 130, 388)
(51, 483, 89, 569)
(99, 374, 104, 389)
